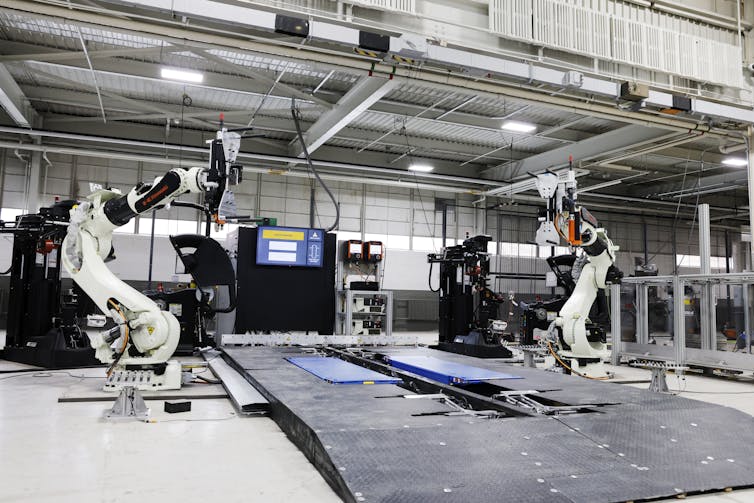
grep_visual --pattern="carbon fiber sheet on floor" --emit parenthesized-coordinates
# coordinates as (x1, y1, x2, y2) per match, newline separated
(223, 346, 754, 503)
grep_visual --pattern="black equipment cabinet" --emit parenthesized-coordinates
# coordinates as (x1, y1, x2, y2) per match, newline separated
(231, 227, 336, 334)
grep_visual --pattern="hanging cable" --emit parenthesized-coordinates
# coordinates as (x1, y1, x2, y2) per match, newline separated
(401, 124, 437, 251)
(428, 260, 440, 292)
(290, 98, 339, 232)
(106, 299, 130, 377)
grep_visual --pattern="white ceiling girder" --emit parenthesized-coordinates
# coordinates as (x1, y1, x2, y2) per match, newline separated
(483, 125, 684, 180)
(189, 48, 334, 110)
(0, 63, 33, 127)
(289, 76, 396, 157)
(0, 41, 180, 63)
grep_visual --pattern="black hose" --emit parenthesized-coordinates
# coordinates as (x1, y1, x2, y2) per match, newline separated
(428, 261, 440, 293)
(290, 99, 340, 232)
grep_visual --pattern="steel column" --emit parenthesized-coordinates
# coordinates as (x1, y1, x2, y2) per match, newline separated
(637, 285, 649, 344)
(744, 285, 752, 352)
(610, 283, 621, 366)
(673, 275, 686, 365)
(26, 144, 41, 213)
(698, 203, 715, 351)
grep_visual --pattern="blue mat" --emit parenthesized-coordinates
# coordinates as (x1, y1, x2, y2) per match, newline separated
(385, 355, 522, 385)
(286, 356, 402, 384)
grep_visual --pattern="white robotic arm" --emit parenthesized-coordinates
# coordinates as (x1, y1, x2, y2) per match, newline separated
(62, 129, 242, 390)
(534, 160, 622, 378)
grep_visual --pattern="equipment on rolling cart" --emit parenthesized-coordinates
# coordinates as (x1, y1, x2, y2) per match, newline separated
(427, 235, 513, 358)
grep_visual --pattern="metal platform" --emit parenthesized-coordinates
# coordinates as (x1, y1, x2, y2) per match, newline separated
(385, 355, 521, 384)
(222, 346, 754, 503)
(286, 356, 402, 384)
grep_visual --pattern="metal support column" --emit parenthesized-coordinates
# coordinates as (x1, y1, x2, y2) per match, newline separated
(744, 285, 752, 352)
(610, 283, 621, 366)
(441, 202, 448, 247)
(474, 196, 486, 236)
(26, 141, 42, 213)
(743, 126, 754, 352)
(637, 285, 649, 344)
(698, 203, 715, 351)
(673, 275, 686, 365)
(748, 127, 754, 271)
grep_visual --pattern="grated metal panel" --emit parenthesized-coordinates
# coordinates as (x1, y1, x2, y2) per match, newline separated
(223, 346, 754, 503)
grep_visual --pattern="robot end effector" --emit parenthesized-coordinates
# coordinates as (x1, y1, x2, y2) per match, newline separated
(532, 159, 622, 285)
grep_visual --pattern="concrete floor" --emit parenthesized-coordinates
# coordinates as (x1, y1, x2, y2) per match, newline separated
(2, 336, 754, 502)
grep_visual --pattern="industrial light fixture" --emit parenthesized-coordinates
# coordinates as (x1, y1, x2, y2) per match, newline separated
(722, 157, 748, 167)
(501, 121, 537, 133)
(160, 68, 204, 83)
(408, 164, 434, 173)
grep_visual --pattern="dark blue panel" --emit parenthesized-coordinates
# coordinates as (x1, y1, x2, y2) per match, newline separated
(256, 226, 324, 267)
(386, 355, 522, 385)
(287, 356, 402, 384)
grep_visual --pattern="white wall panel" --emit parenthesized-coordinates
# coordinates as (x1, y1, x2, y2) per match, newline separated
(490, 0, 743, 88)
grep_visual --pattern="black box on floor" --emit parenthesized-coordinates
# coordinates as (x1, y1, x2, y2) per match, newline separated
(164, 400, 191, 414)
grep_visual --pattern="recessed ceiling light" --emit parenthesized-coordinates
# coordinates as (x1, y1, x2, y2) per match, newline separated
(722, 157, 748, 167)
(160, 68, 204, 83)
(408, 164, 434, 173)
(501, 121, 537, 133)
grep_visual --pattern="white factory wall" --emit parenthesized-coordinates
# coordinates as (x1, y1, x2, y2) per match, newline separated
(0, 149, 739, 295)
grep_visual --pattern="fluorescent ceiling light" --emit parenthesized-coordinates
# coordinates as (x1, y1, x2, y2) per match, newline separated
(722, 157, 748, 167)
(501, 121, 537, 133)
(160, 68, 204, 83)
(408, 164, 434, 173)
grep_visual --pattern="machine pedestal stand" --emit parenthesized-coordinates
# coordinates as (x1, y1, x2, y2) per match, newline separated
(631, 361, 689, 393)
(104, 386, 150, 421)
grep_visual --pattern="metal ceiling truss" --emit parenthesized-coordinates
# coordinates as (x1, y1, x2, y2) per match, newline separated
(0, 1, 749, 214)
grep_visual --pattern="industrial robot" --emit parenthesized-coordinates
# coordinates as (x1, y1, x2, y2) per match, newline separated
(61, 128, 242, 391)
(533, 158, 623, 378)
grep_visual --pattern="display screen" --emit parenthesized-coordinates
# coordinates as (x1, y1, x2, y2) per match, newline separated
(256, 226, 324, 267)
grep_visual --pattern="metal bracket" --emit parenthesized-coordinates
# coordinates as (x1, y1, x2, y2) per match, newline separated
(630, 360, 688, 393)
(104, 386, 150, 421)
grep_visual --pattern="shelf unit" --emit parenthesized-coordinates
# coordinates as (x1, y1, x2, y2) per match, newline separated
(336, 289, 393, 336)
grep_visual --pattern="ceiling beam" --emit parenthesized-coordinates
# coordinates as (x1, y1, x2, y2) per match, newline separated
(187, 47, 334, 110)
(26, 87, 520, 162)
(6, 53, 595, 141)
(289, 75, 396, 157)
(29, 67, 219, 130)
(0, 63, 34, 127)
(0, 119, 489, 178)
(482, 125, 689, 180)
(0, 40, 180, 63)
(641, 170, 748, 198)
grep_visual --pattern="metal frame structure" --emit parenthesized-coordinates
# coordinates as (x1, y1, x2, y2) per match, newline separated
(613, 272, 754, 372)
(336, 289, 394, 337)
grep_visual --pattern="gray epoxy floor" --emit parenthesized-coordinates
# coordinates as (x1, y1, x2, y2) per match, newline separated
(2, 333, 754, 503)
